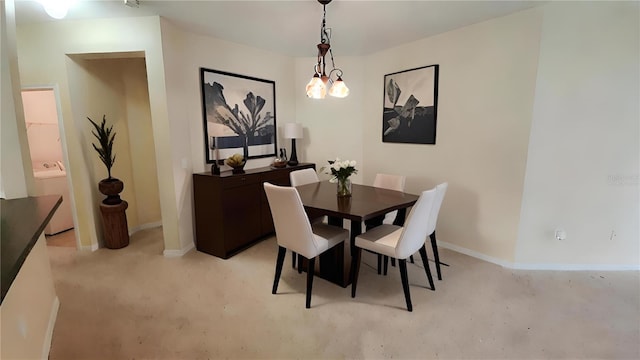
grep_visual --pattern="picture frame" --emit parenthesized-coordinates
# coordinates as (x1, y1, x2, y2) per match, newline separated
(382, 64, 439, 144)
(200, 67, 277, 163)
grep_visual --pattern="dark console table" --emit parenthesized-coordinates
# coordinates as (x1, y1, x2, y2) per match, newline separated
(1, 195, 62, 303)
(193, 163, 315, 259)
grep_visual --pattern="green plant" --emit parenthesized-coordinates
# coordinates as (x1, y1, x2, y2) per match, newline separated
(87, 115, 116, 179)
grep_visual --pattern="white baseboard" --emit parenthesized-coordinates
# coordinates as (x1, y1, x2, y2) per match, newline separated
(80, 243, 99, 251)
(437, 240, 513, 268)
(510, 263, 640, 271)
(163, 241, 194, 257)
(128, 221, 162, 236)
(437, 240, 640, 271)
(42, 296, 60, 359)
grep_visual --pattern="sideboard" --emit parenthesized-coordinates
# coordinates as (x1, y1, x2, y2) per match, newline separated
(193, 163, 315, 259)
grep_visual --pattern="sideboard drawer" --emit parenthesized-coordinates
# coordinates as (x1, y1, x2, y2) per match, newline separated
(221, 173, 260, 189)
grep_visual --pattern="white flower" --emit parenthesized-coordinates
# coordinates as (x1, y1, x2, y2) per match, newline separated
(349, 160, 356, 167)
(332, 162, 341, 171)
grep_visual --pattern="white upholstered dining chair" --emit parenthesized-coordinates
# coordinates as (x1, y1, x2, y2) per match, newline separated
(289, 168, 324, 271)
(427, 182, 448, 280)
(289, 168, 320, 187)
(350, 186, 437, 312)
(373, 173, 406, 224)
(371, 173, 407, 274)
(264, 182, 348, 309)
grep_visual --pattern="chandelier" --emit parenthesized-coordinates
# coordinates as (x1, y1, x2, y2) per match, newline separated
(305, 0, 349, 99)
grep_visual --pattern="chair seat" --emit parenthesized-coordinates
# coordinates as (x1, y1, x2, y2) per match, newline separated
(355, 224, 403, 259)
(382, 210, 398, 225)
(311, 223, 349, 255)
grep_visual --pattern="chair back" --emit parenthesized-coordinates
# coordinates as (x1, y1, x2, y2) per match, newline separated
(263, 182, 321, 259)
(373, 173, 406, 192)
(395, 187, 437, 259)
(426, 182, 448, 235)
(290, 168, 320, 187)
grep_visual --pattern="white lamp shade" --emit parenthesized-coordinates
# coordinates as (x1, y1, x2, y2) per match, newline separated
(329, 78, 350, 98)
(306, 76, 326, 99)
(284, 123, 303, 139)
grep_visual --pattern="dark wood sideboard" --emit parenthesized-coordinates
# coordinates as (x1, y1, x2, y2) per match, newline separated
(193, 163, 315, 259)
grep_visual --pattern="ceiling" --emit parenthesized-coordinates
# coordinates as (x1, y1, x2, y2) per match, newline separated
(14, 0, 543, 57)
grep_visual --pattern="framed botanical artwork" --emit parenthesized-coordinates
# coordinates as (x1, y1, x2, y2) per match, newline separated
(200, 67, 277, 163)
(382, 64, 439, 144)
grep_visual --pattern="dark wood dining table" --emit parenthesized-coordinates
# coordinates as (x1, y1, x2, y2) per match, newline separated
(295, 181, 419, 287)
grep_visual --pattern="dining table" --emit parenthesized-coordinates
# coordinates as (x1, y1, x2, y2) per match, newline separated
(295, 180, 419, 287)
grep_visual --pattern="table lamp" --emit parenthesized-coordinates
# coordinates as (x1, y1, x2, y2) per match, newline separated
(284, 123, 303, 166)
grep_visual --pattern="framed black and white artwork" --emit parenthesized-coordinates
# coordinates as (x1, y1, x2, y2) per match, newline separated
(382, 64, 439, 144)
(200, 67, 277, 163)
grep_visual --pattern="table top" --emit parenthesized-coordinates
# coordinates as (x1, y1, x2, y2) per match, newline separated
(1, 195, 62, 304)
(296, 181, 419, 222)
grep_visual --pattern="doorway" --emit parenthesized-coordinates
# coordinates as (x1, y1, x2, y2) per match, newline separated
(71, 55, 163, 248)
(21, 86, 78, 248)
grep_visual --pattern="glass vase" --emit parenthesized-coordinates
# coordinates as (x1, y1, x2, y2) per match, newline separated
(337, 177, 352, 197)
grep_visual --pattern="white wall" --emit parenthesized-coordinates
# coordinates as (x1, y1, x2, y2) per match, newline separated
(515, 2, 640, 268)
(17, 17, 179, 251)
(12, 4, 637, 267)
(22, 90, 64, 167)
(122, 59, 162, 227)
(360, 8, 544, 263)
(1, 0, 30, 199)
(159, 19, 298, 252)
(69, 57, 160, 234)
(294, 55, 365, 183)
(0, 235, 58, 359)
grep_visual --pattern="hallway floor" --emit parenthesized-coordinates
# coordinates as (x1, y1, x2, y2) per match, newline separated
(46, 227, 640, 359)
(45, 229, 76, 248)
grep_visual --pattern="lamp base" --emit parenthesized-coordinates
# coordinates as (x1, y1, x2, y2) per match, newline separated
(288, 138, 299, 167)
(211, 163, 220, 175)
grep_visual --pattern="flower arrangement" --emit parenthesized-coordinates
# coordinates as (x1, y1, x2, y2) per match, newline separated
(322, 158, 358, 197)
(323, 158, 358, 182)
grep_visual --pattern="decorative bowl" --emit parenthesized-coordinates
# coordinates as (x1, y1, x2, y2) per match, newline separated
(227, 161, 246, 174)
(272, 159, 287, 168)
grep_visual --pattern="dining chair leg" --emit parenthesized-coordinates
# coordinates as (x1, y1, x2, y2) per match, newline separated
(410, 255, 415, 264)
(383, 256, 389, 276)
(272, 246, 287, 294)
(306, 257, 316, 309)
(351, 247, 362, 298)
(292, 251, 297, 269)
(391, 258, 396, 267)
(399, 259, 412, 312)
(418, 244, 435, 291)
(430, 231, 442, 280)
(298, 254, 303, 274)
(377, 254, 382, 275)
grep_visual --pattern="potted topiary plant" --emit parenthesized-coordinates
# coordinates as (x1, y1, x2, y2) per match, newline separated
(88, 115, 130, 249)
(88, 115, 123, 205)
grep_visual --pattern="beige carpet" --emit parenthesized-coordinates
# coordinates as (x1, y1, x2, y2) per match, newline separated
(45, 229, 76, 248)
(46, 227, 640, 359)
